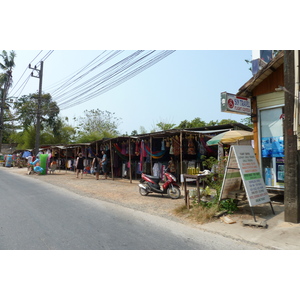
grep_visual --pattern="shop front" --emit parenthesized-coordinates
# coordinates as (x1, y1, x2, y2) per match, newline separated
(259, 105, 284, 190)
(236, 51, 285, 193)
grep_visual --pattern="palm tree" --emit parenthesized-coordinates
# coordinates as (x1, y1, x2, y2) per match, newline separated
(0, 50, 16, 152)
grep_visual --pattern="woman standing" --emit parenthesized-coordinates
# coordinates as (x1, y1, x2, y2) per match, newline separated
(76, 153, 84, 179)
(101, 150, 108, 179)
(92, 154, 101, 180)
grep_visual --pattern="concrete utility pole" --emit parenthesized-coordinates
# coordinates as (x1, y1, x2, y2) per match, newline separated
(29, 61, 43, 156)
(284, 50, 300, 223)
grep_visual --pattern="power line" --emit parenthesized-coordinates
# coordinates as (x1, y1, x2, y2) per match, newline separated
(9, 50, 44, 96)
(50, 50, 123, 97)
(55, 50, 175, 110)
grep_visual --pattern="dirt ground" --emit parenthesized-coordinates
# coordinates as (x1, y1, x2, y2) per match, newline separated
(2, 166, 285, 226)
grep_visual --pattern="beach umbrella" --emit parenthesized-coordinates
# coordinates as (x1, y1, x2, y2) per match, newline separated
(206, 130, 253, 146)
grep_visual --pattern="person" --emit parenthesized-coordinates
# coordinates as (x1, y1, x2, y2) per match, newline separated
(167, 156, 176, 176)
(76, 152, 84, 179)
(101, 150, 108, 179)
(92, 154, 101, 180)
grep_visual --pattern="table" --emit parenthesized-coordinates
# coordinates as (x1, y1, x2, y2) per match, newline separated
(183, 174, 207, 208)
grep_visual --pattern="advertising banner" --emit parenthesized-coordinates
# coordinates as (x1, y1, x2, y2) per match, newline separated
(220, 145, 270, 207)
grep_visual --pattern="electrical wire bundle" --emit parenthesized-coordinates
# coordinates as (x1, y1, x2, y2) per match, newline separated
(52, 50, 175, 110)
(8, 50, 175, 111)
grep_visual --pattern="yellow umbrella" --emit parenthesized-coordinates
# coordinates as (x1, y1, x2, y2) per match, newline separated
(207, 130, 253, 146)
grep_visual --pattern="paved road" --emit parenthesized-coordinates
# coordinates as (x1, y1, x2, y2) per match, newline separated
(0, 168, 261, 250)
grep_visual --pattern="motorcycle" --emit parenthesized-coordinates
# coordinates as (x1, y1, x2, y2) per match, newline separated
(138, 171, 181, 199)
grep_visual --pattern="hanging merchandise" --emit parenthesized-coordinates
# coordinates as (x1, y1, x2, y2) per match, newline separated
(141, 142, 166, 159)
(187, 136, 196, 155)
(113, 143, 129, 160)
(135, 140, 140, 156)
(198, 137, 207, 156)
(173, 136, 180, 156)
(161, 139, 165, 151)
(139, 140, 145, 172)
(121, 142, 126, 155)
(153, 162, 163, 177)
(166, 137, 170, 148)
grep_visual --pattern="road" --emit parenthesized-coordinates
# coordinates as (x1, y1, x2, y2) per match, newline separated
(0, 168, 260, 250)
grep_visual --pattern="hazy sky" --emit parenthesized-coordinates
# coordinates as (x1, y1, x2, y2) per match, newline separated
(8, 49, 253, 134)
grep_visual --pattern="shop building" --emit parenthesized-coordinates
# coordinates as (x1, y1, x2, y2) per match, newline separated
(236, 51, 284, 193)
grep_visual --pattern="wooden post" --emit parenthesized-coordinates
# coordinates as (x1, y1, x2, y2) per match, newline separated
(180, 131, 183, 186)
(150, 135, 153, 175)
(129, 137, 132, 183)
(110, 140, 114, 181)
(284, 50, 300, 223)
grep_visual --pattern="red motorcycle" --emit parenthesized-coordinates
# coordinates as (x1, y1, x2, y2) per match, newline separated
(138, 172, 181, 199)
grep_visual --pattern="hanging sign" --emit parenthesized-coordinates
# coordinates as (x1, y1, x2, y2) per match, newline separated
(220, 145, 270, 207)
(220, 92, 251, 116)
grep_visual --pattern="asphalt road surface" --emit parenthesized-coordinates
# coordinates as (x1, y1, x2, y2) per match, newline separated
(0, 168, 260, 250)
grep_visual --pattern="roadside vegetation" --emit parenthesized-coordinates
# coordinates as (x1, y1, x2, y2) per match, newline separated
(173, 156, 238, 224)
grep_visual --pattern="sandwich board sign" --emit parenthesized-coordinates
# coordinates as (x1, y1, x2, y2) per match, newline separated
(220, 145, 271, 209)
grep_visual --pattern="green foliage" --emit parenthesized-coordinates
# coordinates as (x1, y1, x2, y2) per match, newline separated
(13, 93, 60, 130)
(74, 109, 121, 142)
(177, 117, 206, 129)
(156, 121, 176, 131)
(219, 198, 238, 214)
(240, 116, 253, 128)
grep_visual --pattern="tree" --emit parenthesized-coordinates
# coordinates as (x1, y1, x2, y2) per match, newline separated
(43, 117, 76, 144)
(74, 109, 121, 142)
(156, 121, 176, 131)
(240, 116, 253, 128)
(14, 92, 60, 130)
(0, 50, 16, 151)
(131, 130, 138, 136)
(177, 117, 206, 129)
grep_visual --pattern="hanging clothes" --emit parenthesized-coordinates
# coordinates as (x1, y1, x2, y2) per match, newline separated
(169, 139, 174, 155)
(153, 162, 162, 177)
(187, 136, 196, 155)
(161, 139, 165, 151)
(173, 136, 180, 156)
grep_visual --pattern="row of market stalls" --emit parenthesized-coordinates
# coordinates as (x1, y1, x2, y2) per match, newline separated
(10, 123, 252, 182)
(12, 123, 252, 182)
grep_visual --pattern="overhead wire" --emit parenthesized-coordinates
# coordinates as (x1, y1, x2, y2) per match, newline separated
(45, 50, 108, 91)
(54, 50, 144, 103)
(56, 50, 175, 110)
(50, 50, 124, 97)
(8, 50, 44, 97)
(8, 50, 175, 115)
(9, 50, 54, 99)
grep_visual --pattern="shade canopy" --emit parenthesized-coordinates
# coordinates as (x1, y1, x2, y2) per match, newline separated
(206, 130, 254, 146)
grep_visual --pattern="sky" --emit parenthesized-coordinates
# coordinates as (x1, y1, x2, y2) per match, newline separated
(7, 49, 254, 134)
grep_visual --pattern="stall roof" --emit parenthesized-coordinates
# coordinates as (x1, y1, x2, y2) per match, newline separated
(89, 122, 252, 145)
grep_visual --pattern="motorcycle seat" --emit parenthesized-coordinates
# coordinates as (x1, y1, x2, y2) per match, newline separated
(145, 175, 161, 182)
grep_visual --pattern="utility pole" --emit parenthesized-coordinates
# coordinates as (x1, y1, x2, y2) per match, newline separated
(29, 61, 43, 156)
(284, 50, 300, 223)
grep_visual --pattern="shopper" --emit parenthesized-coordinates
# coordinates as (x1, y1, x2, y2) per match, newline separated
(101, 150, 108, 179)
(92, 154, 101, 180)
(76, 153, 84, 179)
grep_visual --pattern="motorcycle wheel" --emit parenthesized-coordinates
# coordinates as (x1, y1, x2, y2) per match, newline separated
(139, 186, 149, 196)
(167, 186, 181, 199)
